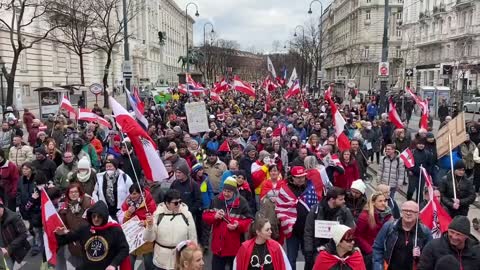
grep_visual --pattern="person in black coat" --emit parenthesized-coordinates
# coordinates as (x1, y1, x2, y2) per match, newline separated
(438, 100, 450, 123)
(55, 201, 130, 270)
(170, 163, 202, 220)
(117, 142, 143, 183)
(439, 161, 476, 217)
(407, 138, 433, 202)
(31, 147, 57, 181)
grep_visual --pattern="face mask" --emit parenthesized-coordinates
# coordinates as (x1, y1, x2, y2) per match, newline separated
(366, 126, 372, 130)
(106, 170, 115, 176)
(263, 157, 271, 165)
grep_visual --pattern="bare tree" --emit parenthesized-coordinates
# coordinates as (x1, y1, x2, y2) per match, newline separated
(49, 0, 98, 85)
(91, 0, 139, 108)
(0, 0, 62, 106)
(271, 40, 281, 53)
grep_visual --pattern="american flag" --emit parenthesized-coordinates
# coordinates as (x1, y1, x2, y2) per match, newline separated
(273, 186, 298, 238)
(299, 181, 319, 211)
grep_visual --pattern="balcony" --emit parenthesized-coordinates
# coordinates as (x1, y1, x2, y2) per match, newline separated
(433, 4, 447, 17)
(416, 33, 447, 47)
(449, 25, 474, 40)
(454, 0, 473, 9)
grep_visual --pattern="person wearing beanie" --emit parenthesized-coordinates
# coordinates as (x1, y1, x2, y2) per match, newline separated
(419, 215, 480, 270)
(70, 156, 97, 195)
(345, 179, 368, 221)
(0, 148, 18, 211)
(117, 141, 142, 184)
(203, 148, 227, 194)
(203, 171, 252, 270)
(31, 146, 57, 182)
(92, 159, 133, 220)
(106, 134, 122, 158)
(439, 159, 476, 217)
(170, 162, 202, 227)
(0, 197, 31, 269)
(53, 151, 78, 192)
(434, 255, 460, 270)
(407, 133, 434, 201)
(314, 224, 366, 270)
(190, 162, 214, 248)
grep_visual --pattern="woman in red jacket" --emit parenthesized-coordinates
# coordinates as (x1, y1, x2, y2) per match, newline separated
(234, 217, 291, 270)
(260, 164, 286, 200)
(121, 184, 157, 270)
(353, 191, 392, 270)
(334, 150, 360, 190)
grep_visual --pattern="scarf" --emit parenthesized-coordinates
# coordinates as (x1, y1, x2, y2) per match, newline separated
(77, 169, 92, 183)
(377, 207, 392, 223)
(126, 196, 144, 210)
(90, 222, 132, 270)
(105, 171, 119, 207)
(68, 199, 84, 215)
(315, 249, 366, 270)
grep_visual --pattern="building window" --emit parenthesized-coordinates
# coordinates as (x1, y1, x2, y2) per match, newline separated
(396, 28, 401, 37)
(366, 10, 371, 20)
(364, 46, 370, 58)
(21, 84, 30, 97)
(367, 0, 371, 3)
(398, 0, 403, 3)
(66, 53, 71, 73)
(396, 12, 402, 20)
(20, 50, 27, 72)
(53, 46, 59, 74)
(396, 46, 401, 57)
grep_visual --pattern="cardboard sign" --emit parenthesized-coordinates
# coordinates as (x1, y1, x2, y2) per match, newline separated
(185, 102, 209, 134)
(121, 216, 146, 253)
(436, 112, 467, 158)
(314, 220, 339, 238)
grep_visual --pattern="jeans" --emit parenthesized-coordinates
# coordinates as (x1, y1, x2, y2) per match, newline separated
(407, 175, 425, 202)
(211, 255, 234, 270)
(390, 187, 397, 200)
(286, 235, 305, 270)
(131, 252, 154, 270)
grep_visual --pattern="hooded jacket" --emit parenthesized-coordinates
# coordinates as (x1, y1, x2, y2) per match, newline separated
(57, 201, 131, 270)
(234, 238, 290, 270)
(0, 207, 30, 263)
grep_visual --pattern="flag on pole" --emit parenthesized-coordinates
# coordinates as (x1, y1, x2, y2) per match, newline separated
(78, 109, 112, 128)
(287, 67, 298, 87)
(125, 88, 149, 130)
(405, 86, 429, 130)
(325, 92, 350, 151)
(399, 148, 415, 168)
(233, 76, 256, 97)
(273, 185, 298, 238)
(41, 188, 65, 266)
(213, 78, 229, 93)
(110, 96, 168, 182)
(131, 86, 145, 114)
(59, 95, 77, 118)
(186, 74, 206, 94)
(210, 91, 223, 103)
(218, 140, 231, 152)
(284, 80, 301, 99)
(419, 167, 452, 238)
(388, 97, 405, 129)
(267, 56, 277, 78)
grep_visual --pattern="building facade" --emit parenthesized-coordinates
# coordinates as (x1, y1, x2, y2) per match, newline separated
(0, 0, 194, 110)
(322, 0, 404, 95)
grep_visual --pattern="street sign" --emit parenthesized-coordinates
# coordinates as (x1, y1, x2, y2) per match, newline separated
(405, 68, 414, 77)
(89, 83, 103, 95)
(123, 61, 133, 79)
(378, 62, 389, 76)
(346, 81, 356, 88)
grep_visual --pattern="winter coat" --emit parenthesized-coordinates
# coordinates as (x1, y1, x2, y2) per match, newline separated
(394, 137, 410, 153)
(22, 112, 35, 132)
(372, 219, 432, 270)
(54, 162, 78, 191)
(371, 127, 383, 152)
(345, 192, 367, 220)
(70, 170, 97, 196)
(334, 160, 360, 190)
(304, 200, 355, 254)
(8, 144, 33, 168)
(170, 178, 202, 216)
(352, 150, 368, 178)
(439, 174, 476, 217)
(117, 154, 143, 182)
(144, 203, 196, 269)
(461, 141, 477, 170)
(418, 233, 480, 270)
(16, 172, 46, 226)
(410, 148, 434, 177)
(378, 155, 406, 189)
(234, 239, 290, 270)
(32, 158, 57, 181)
(314, 243, 366, 270)
(58, 195, 94, 256)
(203, 158, 227, 193)
(354, 209, 393, 255)
(0, 160, 19, 199)
(202, 192, 253, 257)
(193, 174, 214, 209)
(0, 130, 12, 150)
(0, 208, 30, 263)
(57, 201, 130, 270)
(92, 170, 133, 215)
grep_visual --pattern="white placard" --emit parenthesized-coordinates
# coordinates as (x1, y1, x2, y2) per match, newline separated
(185, 102, 209, 134)
(314, 220, 339, 238)
(365, 141, 372, 150)
(121, 216, 146, 253)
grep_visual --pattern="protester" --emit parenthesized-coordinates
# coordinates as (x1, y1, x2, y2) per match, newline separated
(345, 179, 368, 220)
(377, 184, 401, 219)
(334, 150, 360, 190)
(439, 160, 476, 217)
(0, 149, 18, 211)
(407, 138, 434, 201)
(69, 156, 96, 195)
(378, 144, 405, 199)
(175, 240, 205, 270)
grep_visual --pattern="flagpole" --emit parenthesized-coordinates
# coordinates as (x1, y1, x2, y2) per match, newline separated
(448, 134, 457, 199)
(414, 165, 423, 248)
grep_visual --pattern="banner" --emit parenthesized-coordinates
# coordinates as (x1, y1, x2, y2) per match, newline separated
(185, 102, 210, 133)
(121, 216, 146, 253)
(436, 112, 467, 158)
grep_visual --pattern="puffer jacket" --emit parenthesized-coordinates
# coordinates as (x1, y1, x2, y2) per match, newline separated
(143, 203, 196, 270)
(8, 144, 34, 168)
(203, 158, 227, 192)
(0, 130, 12, 150)
(378, 155, 406, 189)
(418, 233, 480, 270)
(439, 173, 476, 217)
(461, 141, 477, 170)
(0, 208, 30, 263)
(202, 192, 253, 257)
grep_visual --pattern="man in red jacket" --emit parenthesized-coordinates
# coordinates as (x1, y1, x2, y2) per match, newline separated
(0, 149, 18, 211)
(203, 177, 253, 270)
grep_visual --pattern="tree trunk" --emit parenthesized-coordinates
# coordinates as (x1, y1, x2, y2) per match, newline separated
(6, 77, 14, 107)
(102, 49, 112, 108)
(79, 53, 85, 85)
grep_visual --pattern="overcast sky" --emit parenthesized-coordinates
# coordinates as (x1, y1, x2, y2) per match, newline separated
(175, 0, 330, 53)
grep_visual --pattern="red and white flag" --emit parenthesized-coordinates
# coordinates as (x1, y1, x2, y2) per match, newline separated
(41, 188, 65, 266)
(60, 95, 77, 118)
(233, 76, 256, 97)
(178, 84, 187, 95)
(274, 186, 298, 238)
(110, 96, 168, 182)
(218, 140, 231, 152)
(325, 92, 350, 151)
(388, 97, 405, 129)
(213, 78, 230, 93)
(419, 167, 452, 238)
(78, 109, 112, 128)
(210, 91, 223, 103)
(406, 87, 429, 130)
(284, 80, 301, 99)
(399, 148, 415, 168)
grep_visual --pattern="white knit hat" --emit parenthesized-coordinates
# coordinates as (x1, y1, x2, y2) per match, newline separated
(351, 179, 366, 194)
(332, 224, 352, 246)
(77, 157, 91, 170)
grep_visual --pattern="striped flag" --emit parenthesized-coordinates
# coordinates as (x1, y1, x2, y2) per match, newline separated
(41, 188, 65, 266)
(388, 97, 405, 129)
(78, 109, 112, 128)
(299, 181, 319, 211)
(274, 186, 298, 238)
(399, 148, 415, 168)
(60, 95, 76, 118)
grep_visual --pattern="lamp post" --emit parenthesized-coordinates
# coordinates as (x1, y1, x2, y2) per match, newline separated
(0, 58, 4, 110)
(203, 22, 214, 83)
(294, 25, 305, 87)
(185, 2, 199, 73)
(308, 0, 323, 90)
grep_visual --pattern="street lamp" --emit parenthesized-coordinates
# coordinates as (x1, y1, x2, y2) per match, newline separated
(185, 2, 199, 73)
(203, 22, 214, 83)
(294, 25, 305, 87)
(0, 58, 5, 110)
(308, 0, 324, 90)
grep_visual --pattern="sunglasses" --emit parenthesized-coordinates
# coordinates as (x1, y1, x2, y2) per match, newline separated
(342, 238, 354, 243)
(170, 200, 182, 206)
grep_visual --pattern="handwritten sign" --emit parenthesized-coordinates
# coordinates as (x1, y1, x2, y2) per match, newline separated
(185, 102, 209, 134)
(436, 112, 467, 158)
(314, 220, 339, 238)
(121, 216, 146, 253)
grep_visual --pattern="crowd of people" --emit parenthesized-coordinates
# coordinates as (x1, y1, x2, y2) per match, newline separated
(0, 87, 477, 270)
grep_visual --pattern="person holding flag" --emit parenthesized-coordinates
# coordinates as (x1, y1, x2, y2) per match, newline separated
(439, 160, 476, 217)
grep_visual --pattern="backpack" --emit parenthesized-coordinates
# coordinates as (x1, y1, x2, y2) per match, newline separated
(156, 212, 189, 227)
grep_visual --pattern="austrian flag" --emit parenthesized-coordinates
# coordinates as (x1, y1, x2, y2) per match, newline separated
(60, 95, 77, 118)
(399, 148, 415, 168)
(41, 188, 65, 266)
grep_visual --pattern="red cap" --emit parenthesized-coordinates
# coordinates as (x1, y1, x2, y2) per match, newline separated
(290, 166, 307, 177)
(113, 135, 121, 142)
